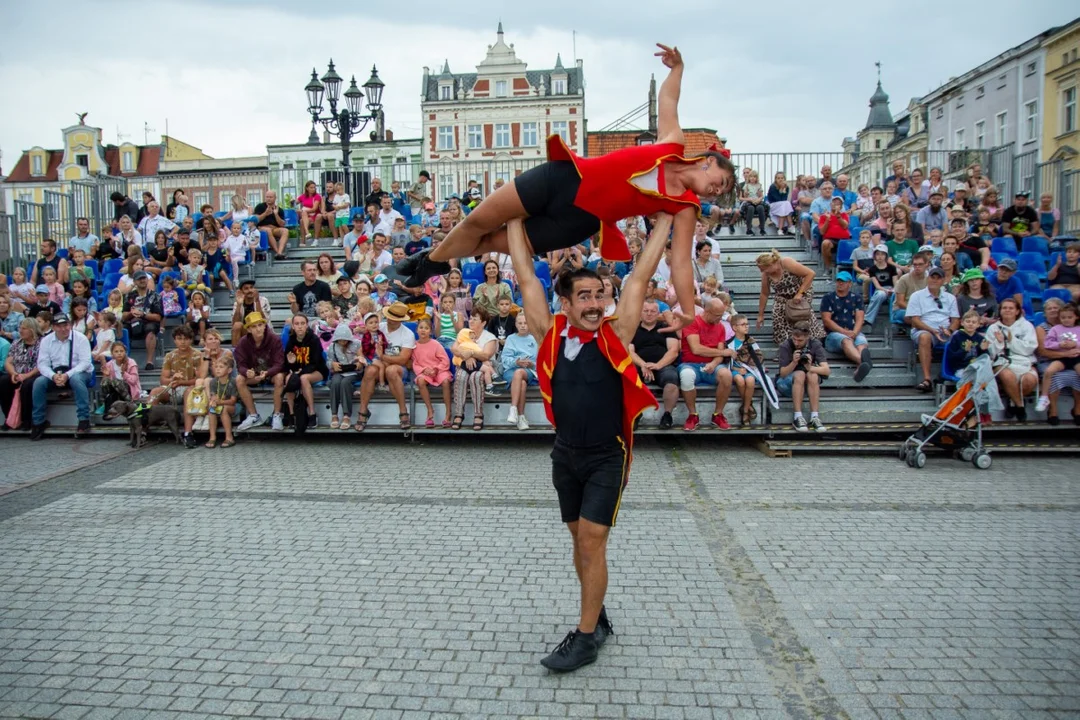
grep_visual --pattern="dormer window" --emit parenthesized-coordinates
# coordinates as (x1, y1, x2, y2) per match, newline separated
(495, 80, 508, 98)
(32, 155, 43, 175)
(122, 151, 134, 172)
(553, 78, 566, 95)
(76, 154, 89, 168)
(439, 84, 452, 100)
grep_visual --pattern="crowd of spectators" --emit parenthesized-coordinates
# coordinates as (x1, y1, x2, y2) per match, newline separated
(3, 163, 1077, 440)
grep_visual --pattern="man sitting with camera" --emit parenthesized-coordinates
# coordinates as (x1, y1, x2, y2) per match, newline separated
(776, 320, 831, 432)
(31, 312, 93, 440)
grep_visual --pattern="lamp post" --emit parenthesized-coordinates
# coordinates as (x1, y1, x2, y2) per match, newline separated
(305, 60, 385, 198)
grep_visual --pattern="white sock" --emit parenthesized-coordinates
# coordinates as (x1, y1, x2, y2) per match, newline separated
(793, 412, 804, 420)
(810, 412, 820, 419)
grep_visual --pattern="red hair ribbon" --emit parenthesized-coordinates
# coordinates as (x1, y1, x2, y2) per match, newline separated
(708, 143, 731, 159)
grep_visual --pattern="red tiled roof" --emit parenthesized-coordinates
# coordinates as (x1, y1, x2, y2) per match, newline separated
(586, 128, 720, 158)
(4, 145, 161, 183)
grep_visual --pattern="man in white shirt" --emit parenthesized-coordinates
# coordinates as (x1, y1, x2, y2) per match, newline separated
(377, 195, 404, 228)
(68, 217, 99, 257)
(137, 201, 178, 243)
(370, 233, 394, 274)
(905, 266, 960, 390)
(355, 302, 416, 431)
(32, 312, 93, 440)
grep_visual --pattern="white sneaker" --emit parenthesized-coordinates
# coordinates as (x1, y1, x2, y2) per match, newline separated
(507, 407, 519, 424)
(516, 415, 530, 431)
(237, 413, 262, 432)
(271, 413, 284, 431)
(1035, 396, 1050, 412)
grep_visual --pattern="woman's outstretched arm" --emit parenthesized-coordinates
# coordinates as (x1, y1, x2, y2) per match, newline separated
(655, 43, 685, 146)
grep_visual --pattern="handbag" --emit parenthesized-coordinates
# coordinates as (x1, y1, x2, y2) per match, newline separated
(784, 295, 813, 323)
(6, 388, 21, 429)
(185, 386, 209, 416)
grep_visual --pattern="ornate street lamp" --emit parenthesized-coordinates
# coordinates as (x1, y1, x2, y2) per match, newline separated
(305, 59, 385, 196)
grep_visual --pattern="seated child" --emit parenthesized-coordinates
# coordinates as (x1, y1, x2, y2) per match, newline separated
(161, 275, 184, 317)
(100, 340, 142, 407)
(1035, 302, 1080, 423)
(204, 355, 238, 448)
(180, 249, 211, 294)
(187, 289, 209, 343)
(203, 236, 235, 297)
(945, 309, 991, 423)
(411, 317, 453, 427)
(726, 313, 765, 426)
(92, 311, 118, 367)
(358, 311, 389, 390)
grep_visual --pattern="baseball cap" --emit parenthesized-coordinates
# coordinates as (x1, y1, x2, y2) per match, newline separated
(239, 279, 256, 289)
(873, 244, 889, 255)
(997, 257, 1018, 271)
(336, 275, 351, 284)
(373, 273, 389, 284)
(52, 312, 70, 325)
(133, 271, 150, 281)
(927, 267, 946, 278)
(35, 284, 49, 294)
(835, 271, 854, 282)
(930, 189, 944, 197)
(1015, 191, 1030, 198)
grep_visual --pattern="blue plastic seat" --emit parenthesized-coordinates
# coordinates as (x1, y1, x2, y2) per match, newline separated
(1017, 271, 1042, 295)
(56, 248, 69, 260)
(191, 213, 203, 227)
(939, 343, 961, 383)
(1043, 288, 1073, 305)
(1022, 235, 1050, 257)
(990, 253, 1013, 268)
(214, 211, 228, 218)
(121, 328, 131, 353)
(102, 273, 121, 294)
(84, 259, 100, 278)
(461, 262, 485, 284)
(835, 239, 859, 268)
(1031, 312, 1045, 327)
(103, 259, 125, 275)
(157, 271, 182, 291)
(283, 209, 298, 228)
(1017, 252, 1048, 281)
(990, 236, 1018, 257)
(403, 321, 419, 338)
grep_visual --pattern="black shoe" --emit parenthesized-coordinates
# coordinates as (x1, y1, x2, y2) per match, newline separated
(1014, 406, 1027, 423)
(29, 424, 45, 441)
(659, 412, 673, 430)
(402, 248, 452, 288)
(540, 629, 598, 672)
(727, 226, 735, 235)
(595, 606, 615, 647)
(183, 432, 197, 450)
(1047, 415, 1060, 426)
(75, 419, 90, 438)
(307, 413, 317, 430)
(1004, 403, 1016, 419)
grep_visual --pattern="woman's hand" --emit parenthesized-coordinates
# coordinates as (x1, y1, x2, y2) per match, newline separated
(654, 43, 683, 69)
(755, 314, 764, 330)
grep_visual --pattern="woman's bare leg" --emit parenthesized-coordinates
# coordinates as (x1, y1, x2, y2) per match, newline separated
(428, 182, 528, 263)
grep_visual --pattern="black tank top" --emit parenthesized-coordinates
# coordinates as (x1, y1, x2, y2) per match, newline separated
(1056, 261, 1080, 286)
(550, 337, 623, 449)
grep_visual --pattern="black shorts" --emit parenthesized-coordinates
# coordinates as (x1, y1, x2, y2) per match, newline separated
(515, 161, 601, 254)
(550, 438, 630, 527)
(126, 320, 160, 339)
(649, 365, 679, 390)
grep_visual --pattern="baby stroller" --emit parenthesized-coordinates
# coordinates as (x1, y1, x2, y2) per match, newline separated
(899, 355, 1002, 470)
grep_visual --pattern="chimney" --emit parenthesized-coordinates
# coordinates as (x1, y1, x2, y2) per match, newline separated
(385, 129, 394, 141)
(647, 74, 657, 133)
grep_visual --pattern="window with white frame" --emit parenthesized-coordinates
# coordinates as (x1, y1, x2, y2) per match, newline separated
(122, 151, 134, 172)
(1064, 87, 1077, 134)
(495, 80, 507, 97)
(246, 189, 263, 206)
(31, 155, 42, 175)
(552, 120, 569, 143)
(995, 111, 1008, 145)
(438, 173, 455, 201)
(17, 192, 33, 220)
(954, 128, 965, 149)
(495, 124, 511, 148)
(1025, 61, 1036, 76)
(193, 192, 209, 209)
(935, 137, 945, 151)
(219, 191, 232, 210)
(976, 85, 984, 99)
(935, 106, 944, 119)
(975, 120, 986, 148)
(956, 95, 964, 109)
(467, 125, 483, 149)
(997, 74, 1007, 90)
(553, 78, 566, 95)
(437, 126, 454, 151)
(439, 85, 452, 101)
(1024, 101, 1038, 143)
(521, 122, 538, 147)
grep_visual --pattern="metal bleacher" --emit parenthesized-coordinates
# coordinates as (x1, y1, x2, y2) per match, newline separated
(32, 223, 1079, 456)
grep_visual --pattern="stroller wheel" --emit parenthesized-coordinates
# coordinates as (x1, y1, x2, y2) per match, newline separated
(899, 445, 910, 461)
(960, 447, 976, 463)
(905, 449, 916, 467)
(973, 452, 992, 470)
(914, 451, 927, 469)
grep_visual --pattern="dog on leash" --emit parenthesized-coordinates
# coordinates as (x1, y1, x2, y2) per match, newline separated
(104, 400, 183, 448)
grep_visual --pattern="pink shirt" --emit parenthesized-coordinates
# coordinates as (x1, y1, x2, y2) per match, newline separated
(297, 193, 322, 210)
(411, 338, 450, 376)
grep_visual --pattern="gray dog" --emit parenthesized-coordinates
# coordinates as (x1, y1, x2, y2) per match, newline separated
(104, 400, 183, 448)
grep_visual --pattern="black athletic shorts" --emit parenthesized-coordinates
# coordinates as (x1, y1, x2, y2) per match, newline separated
(550, 437, 630, 527)
(649, 365, 679, 390)
(126, 320, 160, 339)
(515, 161, 601, 254)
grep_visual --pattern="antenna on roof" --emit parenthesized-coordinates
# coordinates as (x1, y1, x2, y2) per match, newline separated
(116, 126, 129, 145)
(573, 30, 577, 64)
(144, 121, 156, 146)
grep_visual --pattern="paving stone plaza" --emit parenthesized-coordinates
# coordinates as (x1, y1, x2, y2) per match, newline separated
(0, 437, 1077, 720)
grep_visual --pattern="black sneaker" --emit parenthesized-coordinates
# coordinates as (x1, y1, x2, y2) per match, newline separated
(307, 413, 317, 430)
(540, 629, 598, 672)
(400, 248, 452, 288)
(183, 432, 197, 450)
(75, 419, 91, 438)
(1014, 406, 1027, 423)
(29, 424, 45, 441)
(658, 412, 673, 430)
(595, 606, 615, 647)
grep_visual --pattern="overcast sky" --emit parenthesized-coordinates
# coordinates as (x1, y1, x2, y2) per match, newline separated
(0, 1, 1076, 166)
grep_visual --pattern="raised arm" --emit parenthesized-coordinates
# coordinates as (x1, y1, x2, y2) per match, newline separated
(506, 219, 552, 344)
(613, 214, 674, 344)
(654, 44, 685, 145)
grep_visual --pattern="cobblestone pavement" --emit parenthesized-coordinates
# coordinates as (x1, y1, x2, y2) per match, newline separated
(0, 437, 133, 496)
(0, 437, 1077, 720)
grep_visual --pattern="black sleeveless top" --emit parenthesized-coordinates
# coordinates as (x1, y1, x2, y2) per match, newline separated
(550, 337, 623, 449)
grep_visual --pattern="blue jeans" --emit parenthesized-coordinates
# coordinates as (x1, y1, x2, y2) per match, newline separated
(865, 289, 886, 325)
(825, 332, 868, 353)
(890, 307, 907, 325)
(32, 371, 91, 425)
